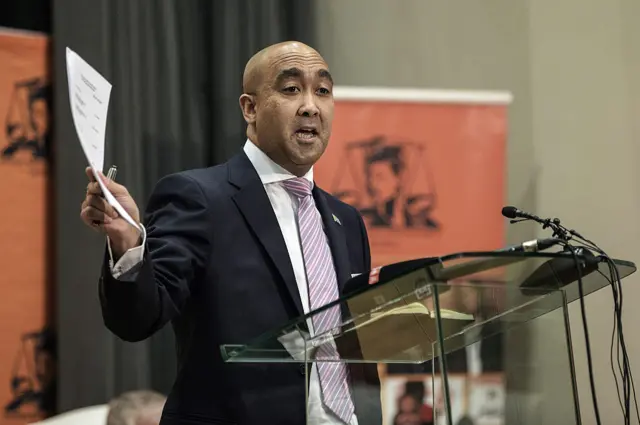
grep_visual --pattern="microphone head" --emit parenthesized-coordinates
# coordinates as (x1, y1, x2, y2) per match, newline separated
(501, 206, 518, 219)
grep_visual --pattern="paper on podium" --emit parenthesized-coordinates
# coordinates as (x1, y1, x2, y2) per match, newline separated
(65, 47, 140, 231)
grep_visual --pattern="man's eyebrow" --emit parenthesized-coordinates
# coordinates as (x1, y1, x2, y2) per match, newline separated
(275, 68, 303, 85)
(318, 69, 334, 85)
(274, 67, 334, 85)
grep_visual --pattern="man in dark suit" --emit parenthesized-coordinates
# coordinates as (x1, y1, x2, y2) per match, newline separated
(80, 41, 381, 425)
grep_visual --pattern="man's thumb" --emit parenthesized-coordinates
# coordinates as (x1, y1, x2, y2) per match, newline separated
(99, 172, 128, 196)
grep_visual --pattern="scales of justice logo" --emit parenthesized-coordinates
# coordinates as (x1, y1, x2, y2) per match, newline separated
(4, 328, 56, 419)
(327, 136, 440, 232)
(1, 77, 50, 164)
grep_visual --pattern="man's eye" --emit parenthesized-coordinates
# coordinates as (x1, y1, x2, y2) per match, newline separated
(317, 88, 331, 95)
(283, 86, 300, 93)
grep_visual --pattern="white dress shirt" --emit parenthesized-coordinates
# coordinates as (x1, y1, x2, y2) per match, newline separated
(107, 140, 357, 425)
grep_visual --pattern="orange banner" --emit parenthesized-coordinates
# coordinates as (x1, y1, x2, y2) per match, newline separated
(316, 88, 511, 425)
(0, 29, 52, 423)
(315, 88, 510, 267)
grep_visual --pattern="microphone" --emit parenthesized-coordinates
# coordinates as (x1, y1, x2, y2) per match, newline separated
(502, 205, 571, 241)
(498, 237, 562, 253)
(501, 206, 541, 221)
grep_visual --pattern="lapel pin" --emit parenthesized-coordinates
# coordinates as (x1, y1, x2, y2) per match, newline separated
(332, 214, 341, 225)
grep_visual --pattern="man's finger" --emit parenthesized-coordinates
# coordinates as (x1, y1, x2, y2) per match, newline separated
(87, 194, 118, 218)
(86, 194, 107, 212)
(87, 180, 127, 198)
(103, 178, 129, 197)
(87, 182, 103, 196)
(81, 206, 112, 225)
(85, 166, 96, 182)
(86, 167, 129, 197)
(87, 174, 129, 198)
(81, 208, 106, 231)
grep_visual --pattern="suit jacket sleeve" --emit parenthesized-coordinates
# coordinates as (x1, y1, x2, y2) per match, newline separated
(99, 173, 211, 342)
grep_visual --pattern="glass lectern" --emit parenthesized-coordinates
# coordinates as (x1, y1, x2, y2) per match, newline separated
(221, 252, 636, 425)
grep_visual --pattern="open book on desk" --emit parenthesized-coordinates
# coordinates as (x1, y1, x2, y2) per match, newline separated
(278, 302, 474, 363)
(314, 259, 477, 362)
(346, 301, 475, 362)
(280, 259, 476, 363)
(368, 301, 474, 322)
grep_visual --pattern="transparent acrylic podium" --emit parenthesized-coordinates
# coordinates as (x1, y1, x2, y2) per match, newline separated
(221, 252, 636, 425)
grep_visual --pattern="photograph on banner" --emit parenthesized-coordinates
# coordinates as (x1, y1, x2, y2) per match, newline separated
(0, 29, 54, 423)
(382, 373, 505, 425)
(382, 328, 505, 425)
(314, 87, 511, 425)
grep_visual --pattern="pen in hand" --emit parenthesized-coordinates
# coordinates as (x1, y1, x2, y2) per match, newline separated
(92, 165, 117, 226)
(106, 165, 117, 182)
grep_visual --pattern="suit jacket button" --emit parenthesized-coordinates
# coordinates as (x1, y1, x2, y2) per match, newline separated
(299, 364, 306, 375)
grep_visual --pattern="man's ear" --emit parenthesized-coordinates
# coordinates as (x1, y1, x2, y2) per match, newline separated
(239, 94, 257, 124)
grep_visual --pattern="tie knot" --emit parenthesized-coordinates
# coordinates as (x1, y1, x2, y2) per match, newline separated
(282, 177, 313, 198)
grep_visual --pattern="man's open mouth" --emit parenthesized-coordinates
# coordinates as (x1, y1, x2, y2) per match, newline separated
(295, 128, 318, 140)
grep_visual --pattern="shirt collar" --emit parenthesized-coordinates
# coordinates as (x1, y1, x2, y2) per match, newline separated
(243, 139, 314, 186)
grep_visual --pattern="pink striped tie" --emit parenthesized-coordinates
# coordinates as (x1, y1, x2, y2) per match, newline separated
(282, 177, 354, 424)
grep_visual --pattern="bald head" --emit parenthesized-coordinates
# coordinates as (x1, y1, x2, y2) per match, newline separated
(106, 390, 166, 425)
(242, 41, 326, 95)
(238, 41, 335, 176)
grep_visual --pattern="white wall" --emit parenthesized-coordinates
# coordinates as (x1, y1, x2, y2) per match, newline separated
(529, 1, 640, 423)
(315, 1, 640, 423)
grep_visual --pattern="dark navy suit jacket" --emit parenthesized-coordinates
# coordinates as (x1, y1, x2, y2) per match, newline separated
(99, 151, 382, 425)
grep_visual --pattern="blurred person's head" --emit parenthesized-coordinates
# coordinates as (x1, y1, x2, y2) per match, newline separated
(403, 381, 426, 402)
(239, 41, 334, 176)
(106, 390, 166, 425)
(398, 393, 419, 413)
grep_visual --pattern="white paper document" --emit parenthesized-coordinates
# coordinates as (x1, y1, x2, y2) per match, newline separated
(66, 47, 140, 231)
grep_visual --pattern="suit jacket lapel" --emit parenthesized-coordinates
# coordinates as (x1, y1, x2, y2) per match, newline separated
(228, 153, 304, 316)
(313, 187, 351, 292)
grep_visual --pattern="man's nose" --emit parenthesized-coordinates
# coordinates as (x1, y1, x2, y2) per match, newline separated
(298, 92, 320, 117)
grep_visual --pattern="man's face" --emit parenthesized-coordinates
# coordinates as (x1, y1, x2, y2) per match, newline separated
(30, 98, 49, 137)
(369, 161, 401, 201)
(247, 46, 334, 173)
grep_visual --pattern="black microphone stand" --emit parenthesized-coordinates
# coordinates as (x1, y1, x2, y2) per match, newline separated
(509, 215, 572, 247)
(504, 206, 639, 425)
